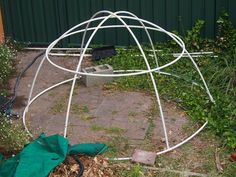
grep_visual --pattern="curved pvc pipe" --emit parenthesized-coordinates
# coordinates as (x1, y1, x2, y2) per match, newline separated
(184, 51, 215, 102)
(63, 11, 169, 147)
(22, 72, 208, 157)
(109, 121, 208, 160)
(44, 21, 213, 102)
(45, 11, 184, 145)
(22, 10, 214, 160)
(26, 56, 46, 106)
(23, 70, 205, 138)
(23, 77, 79, 137)
(25, 24, 213, 123)
(44, 15, 186, 76)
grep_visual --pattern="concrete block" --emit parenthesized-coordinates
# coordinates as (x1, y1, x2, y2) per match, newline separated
(81, 64, 113, 87)
(132, 149, 156, 165)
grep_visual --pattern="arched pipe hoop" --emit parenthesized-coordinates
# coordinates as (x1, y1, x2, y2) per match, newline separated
(23, 11, 214, 161)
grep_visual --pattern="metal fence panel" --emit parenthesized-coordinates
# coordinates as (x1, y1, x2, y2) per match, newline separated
(0, 0, 235, 46)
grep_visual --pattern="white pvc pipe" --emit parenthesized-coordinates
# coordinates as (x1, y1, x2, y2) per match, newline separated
(62, 11, 170, 145)
(77, 10, 167, 147)
(114, 70, 204, 89)
(109, 121, 208, 160)
(26, 56, 46, 110)
(25, 47, 92, 51)
(184, 51, 215, 103)
(72, 11, 168, 146)
(23, 71, 207, 143)
(23, 10, 214, 160)
(22, 70, 209, 157)
(42, 17, 187, 145)
(43, 15, 212, 102)
(23, 77, 79, 137)
(49, 53, 92, 57)
(44, 16, 186, 75)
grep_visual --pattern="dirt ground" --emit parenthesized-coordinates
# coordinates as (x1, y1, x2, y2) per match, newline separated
(9, 51, 234, 176)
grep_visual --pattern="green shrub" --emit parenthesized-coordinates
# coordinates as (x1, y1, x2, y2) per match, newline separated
(5, 37, 28, 52)
(0, 39, 28, 154)
(206, 48, 236, 96)
(184, 20, 205, 51)
(0, 116, 30, 153)
(215, 12, 236, 53)
(0, 44, 14, 85)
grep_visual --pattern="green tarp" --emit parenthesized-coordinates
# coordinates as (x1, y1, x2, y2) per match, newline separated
(0, 133, 108, 177)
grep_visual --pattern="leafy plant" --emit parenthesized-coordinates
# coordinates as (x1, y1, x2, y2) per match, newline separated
(184, 20, 205, 51)
(5, 37, 29, 52)
(0, 38, 27, 86)
(0, 116, 30, 153)
(115, 164, 143, 177)
(0, 44, 14, 85)
(207, 48, 236, 96)
(165, 19, 206, 52)
(215, 12, 236, 52)
(129, 164, 143, 177)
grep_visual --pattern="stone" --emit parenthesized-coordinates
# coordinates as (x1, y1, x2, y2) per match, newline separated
(132, 149, 156, 165)
(81, 64, 113, 87)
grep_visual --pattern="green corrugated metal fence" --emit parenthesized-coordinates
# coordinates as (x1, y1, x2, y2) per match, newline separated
(0, 0, 236, 46)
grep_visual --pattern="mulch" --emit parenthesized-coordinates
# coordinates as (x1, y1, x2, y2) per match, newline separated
(49, 155, 114, 177)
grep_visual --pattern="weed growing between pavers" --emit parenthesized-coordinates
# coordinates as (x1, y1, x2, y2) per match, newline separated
(71, 104, 94, 120)
(49, 100, 66, 115)
(90, 125, 125, 134)
(105, 137, 130, 158)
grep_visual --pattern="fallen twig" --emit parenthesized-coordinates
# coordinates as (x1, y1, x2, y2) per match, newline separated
(215, 148, 224, 173)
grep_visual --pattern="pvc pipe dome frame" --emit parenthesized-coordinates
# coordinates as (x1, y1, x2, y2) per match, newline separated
(23, 11, 215, 160)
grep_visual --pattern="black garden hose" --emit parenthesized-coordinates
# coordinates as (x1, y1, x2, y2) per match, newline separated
(73, 156, 84, 177)
(2, 51, 45, 110)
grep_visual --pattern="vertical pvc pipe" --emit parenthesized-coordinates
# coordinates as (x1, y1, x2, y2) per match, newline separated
(63, 11, 170, 148)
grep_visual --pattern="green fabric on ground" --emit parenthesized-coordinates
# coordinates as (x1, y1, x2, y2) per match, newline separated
(69, 143, 108, 156)
(0, 133, 108, 177)
(0, 154, 3, 162)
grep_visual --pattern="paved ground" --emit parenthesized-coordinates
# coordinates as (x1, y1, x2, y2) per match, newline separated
(11, 51, 189, 147)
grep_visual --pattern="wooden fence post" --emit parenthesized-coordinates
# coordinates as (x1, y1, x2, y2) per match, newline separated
(0, 9, 5, 43)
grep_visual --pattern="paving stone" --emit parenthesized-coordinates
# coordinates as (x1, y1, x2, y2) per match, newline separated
(132, 149, 156, 165)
